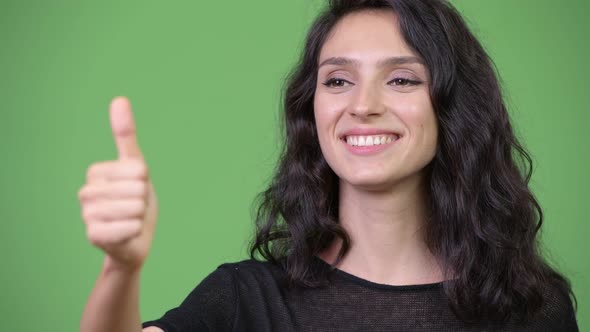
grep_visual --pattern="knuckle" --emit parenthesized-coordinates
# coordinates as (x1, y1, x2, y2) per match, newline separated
(82, 206, 94, 221)
(77, 186, 86, 200)
(134, 199, 146, 214)
(86, 226, 102, 246)
(137, 181, 148, 197)
(123, 160, 148, 179)
(135, 161, 149, 179)
(128, 219, 143, 236)
(87, 162, 103, 177)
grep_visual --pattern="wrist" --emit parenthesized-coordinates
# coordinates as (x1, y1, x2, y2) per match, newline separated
(102, 256, 143, 276)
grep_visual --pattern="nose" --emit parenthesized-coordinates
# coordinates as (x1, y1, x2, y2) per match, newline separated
(349, 83, 385, 118)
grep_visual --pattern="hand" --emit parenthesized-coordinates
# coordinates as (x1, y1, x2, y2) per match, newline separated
(78, 97, 158, 272)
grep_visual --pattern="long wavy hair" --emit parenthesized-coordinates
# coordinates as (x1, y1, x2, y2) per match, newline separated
(249, 0, 576, 324)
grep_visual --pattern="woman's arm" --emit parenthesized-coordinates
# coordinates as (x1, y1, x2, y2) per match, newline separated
(80, 258, 146, 332)
(79, 97, 159, 332)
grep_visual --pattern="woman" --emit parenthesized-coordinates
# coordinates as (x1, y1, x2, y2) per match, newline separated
(79, 0, 579, 331)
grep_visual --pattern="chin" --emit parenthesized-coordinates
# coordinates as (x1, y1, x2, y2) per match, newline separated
(340, 171, 396, 192)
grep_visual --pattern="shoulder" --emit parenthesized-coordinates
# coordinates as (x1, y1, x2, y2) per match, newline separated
(215, 258, 288, 287)
(218, 258, 284, 274)
(142, 259, 288, 331)
(522, 280, 579, 331)
(186, 258, 289, 297)
(161, 260, 280, 314)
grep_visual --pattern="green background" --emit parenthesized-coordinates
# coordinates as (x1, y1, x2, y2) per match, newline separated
(1, 0, 587, 330)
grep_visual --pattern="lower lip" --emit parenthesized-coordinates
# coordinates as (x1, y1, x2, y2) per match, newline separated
(341, 136, 400, 156)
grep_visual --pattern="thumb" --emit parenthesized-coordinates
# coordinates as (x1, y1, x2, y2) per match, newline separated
(109, 96, 143, 159)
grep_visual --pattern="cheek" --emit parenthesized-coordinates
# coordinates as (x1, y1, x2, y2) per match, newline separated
(313, 93, 346, 171)
(397, 98, 438, 154)
(313, 92, 345, 136)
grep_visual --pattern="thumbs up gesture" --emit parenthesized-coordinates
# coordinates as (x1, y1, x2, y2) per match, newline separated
(78, 97, 158, 272)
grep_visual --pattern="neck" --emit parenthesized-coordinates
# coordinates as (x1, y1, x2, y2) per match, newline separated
(319, 174, 443, 285)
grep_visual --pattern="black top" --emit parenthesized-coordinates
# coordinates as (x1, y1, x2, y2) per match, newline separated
(142, 257, 579, 331)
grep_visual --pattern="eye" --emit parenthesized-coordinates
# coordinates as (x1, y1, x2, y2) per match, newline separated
(322, 78, 352, 88)
(388, 77, 422, 86)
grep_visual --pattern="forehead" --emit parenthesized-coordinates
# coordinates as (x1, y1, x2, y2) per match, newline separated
(318, 9, 417, 64)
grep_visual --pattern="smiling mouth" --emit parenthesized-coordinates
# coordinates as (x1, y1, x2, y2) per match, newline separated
(341, 134, 400, 147)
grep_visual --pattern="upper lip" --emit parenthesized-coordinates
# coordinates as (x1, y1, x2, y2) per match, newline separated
(340, 128, 402, 139)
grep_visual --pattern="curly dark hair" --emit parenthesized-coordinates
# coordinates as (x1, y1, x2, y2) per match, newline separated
(249, 0, 576, 324)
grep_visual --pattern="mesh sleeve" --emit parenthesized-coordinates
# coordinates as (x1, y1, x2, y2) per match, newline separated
(142, 264, 237, 331)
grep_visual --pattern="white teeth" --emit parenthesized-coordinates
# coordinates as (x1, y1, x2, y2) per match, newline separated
(344, 134, 398, 147)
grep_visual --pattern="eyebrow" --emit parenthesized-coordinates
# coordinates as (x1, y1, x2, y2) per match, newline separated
(318, 56, 424, 69)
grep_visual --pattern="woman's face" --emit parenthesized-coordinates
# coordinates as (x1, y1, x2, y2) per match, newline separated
(314, 9, 438, 191)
